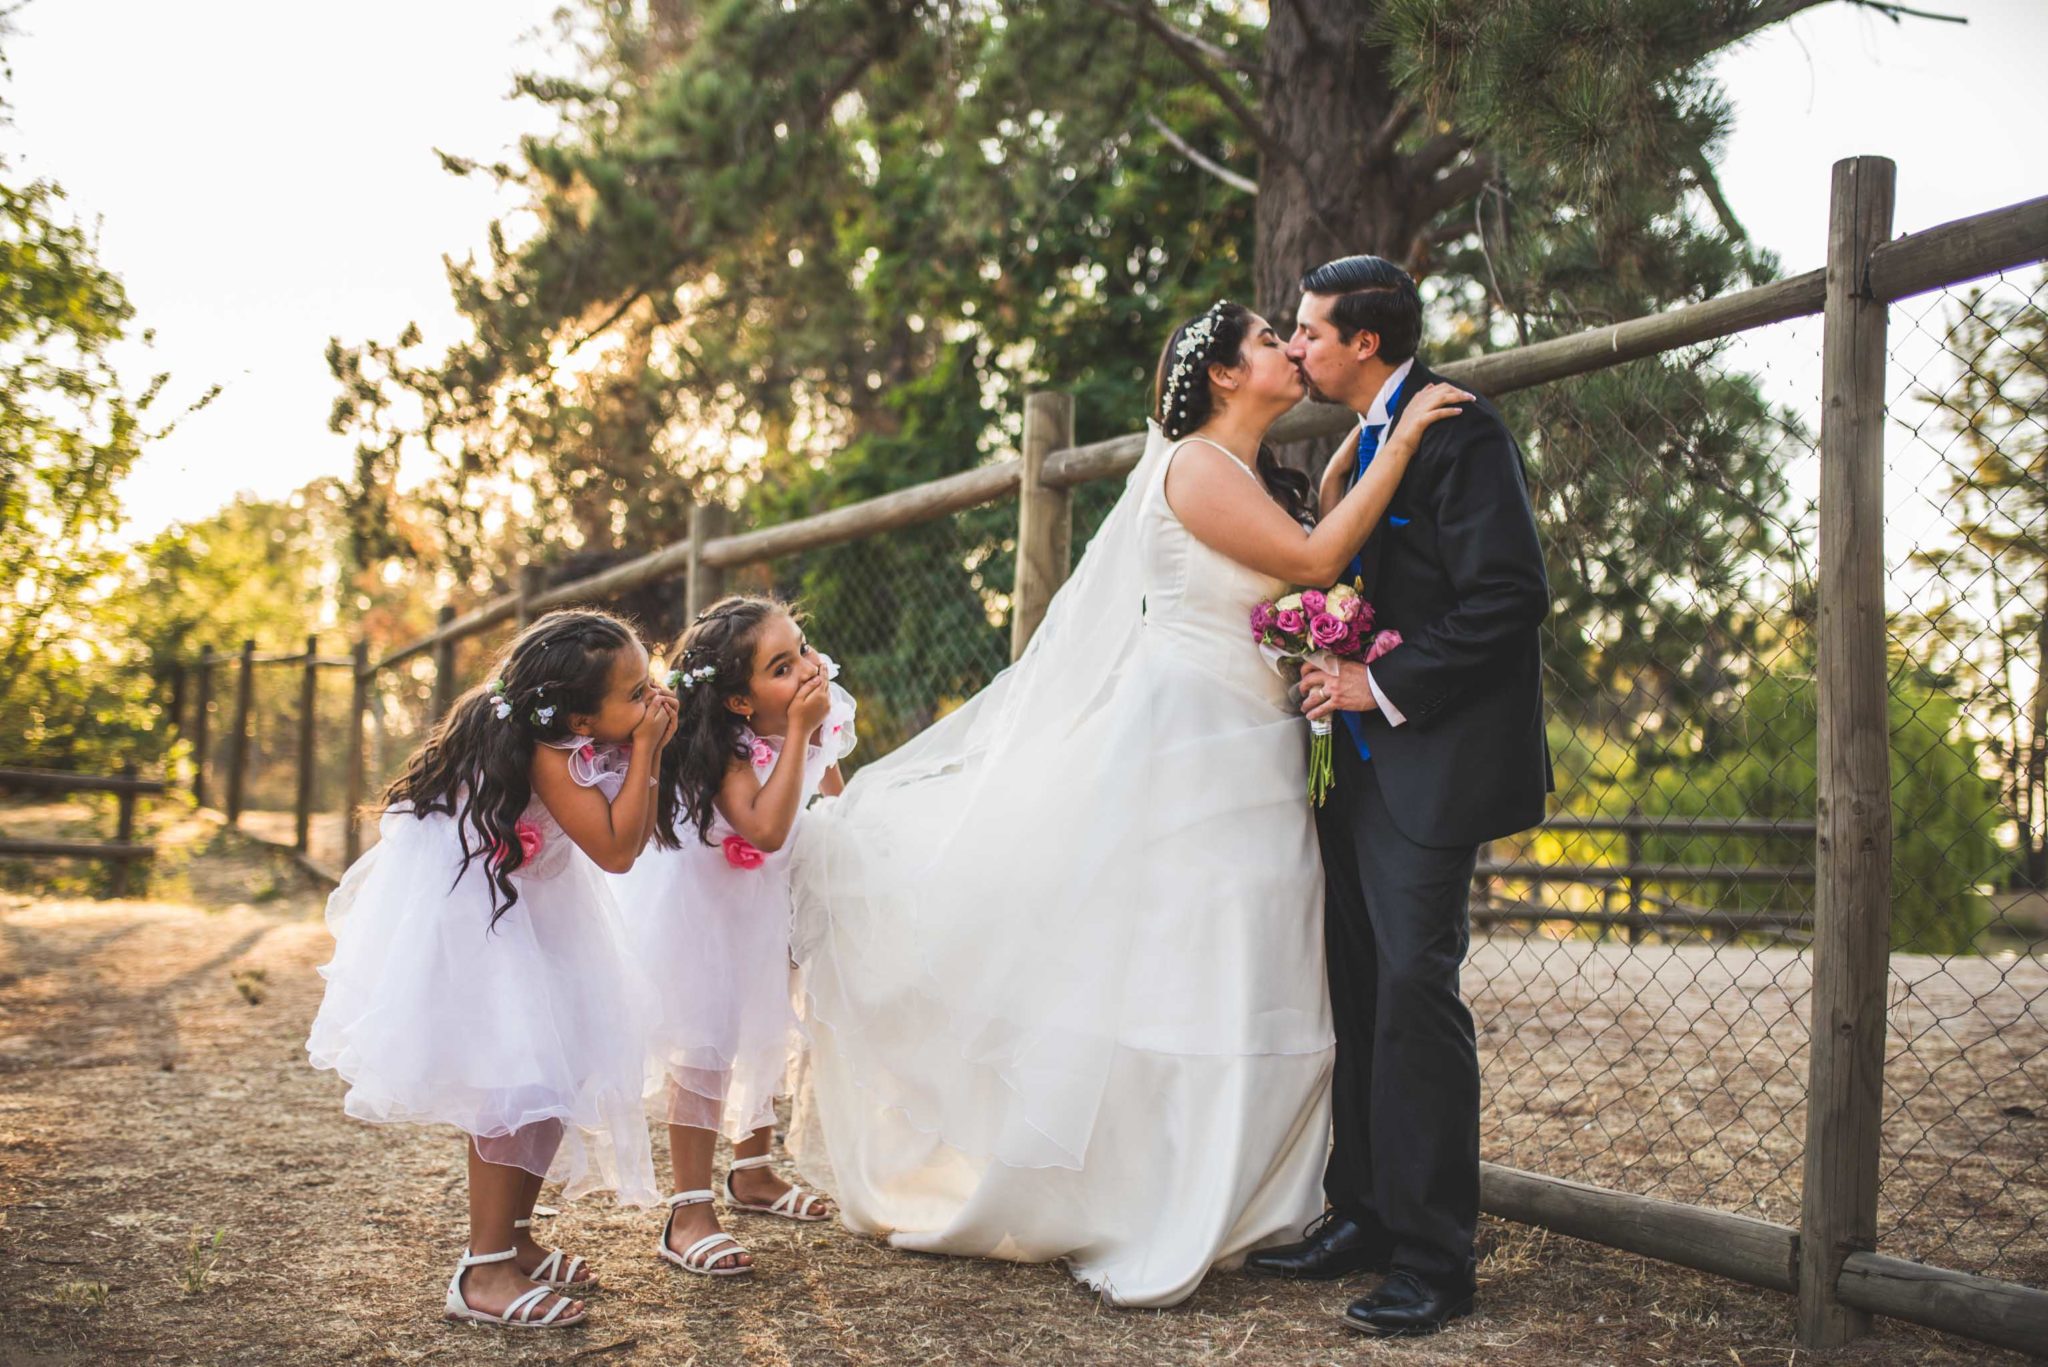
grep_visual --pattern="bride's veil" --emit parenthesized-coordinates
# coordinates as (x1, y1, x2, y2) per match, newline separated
(846, 419, 1170, 786)
(789, 421, 1178, 1171)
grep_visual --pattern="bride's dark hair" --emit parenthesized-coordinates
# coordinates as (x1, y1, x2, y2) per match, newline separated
(1152, 301, 1316, 527)
(382, 608, 640, 930)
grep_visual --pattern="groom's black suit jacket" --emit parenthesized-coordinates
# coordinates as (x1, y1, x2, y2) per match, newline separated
(1351, 363, 1554, 848)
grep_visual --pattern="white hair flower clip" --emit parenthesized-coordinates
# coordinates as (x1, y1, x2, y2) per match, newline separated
(676, 665, 717, 690)
(489, 678, 513, 721)
(532, 704, 556, 726)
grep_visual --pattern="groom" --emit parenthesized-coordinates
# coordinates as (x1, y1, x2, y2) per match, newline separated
(1247, 255, 1552, 1336)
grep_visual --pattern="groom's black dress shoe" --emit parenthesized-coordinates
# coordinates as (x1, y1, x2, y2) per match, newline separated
(1244, 1210, 1393, 1280)
(1341, 1269, 1475, 1338)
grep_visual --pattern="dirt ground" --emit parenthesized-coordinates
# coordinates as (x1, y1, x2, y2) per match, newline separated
(0, 805, 2036, 1365)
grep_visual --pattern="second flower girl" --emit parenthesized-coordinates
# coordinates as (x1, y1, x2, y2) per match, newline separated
(614, 594, 857, 1277)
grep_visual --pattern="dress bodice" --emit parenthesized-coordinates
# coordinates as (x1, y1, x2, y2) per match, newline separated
(1137, 438, 1292, 708)
(704, 670, 859, 859)
(516, 738, 634, 880)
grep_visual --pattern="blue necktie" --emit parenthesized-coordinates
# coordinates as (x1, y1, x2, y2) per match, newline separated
(1340, 418, 1384, 763)
(1340, 373, 1406, 762)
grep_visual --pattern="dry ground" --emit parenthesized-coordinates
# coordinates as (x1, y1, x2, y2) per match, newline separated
(0, 801, 2036, 1366)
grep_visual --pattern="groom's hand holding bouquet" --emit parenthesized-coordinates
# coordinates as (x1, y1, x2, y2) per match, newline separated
(1251, 582, 1399, 805)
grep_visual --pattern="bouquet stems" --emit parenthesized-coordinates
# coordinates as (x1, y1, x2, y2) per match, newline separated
(1307, 716, 1334, 807)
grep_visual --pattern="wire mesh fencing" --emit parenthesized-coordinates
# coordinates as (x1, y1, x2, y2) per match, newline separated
(232, 658, 305, 848)
(1448, 319, 1827, 1227)
(1876, 269, 2048, 1283)
(728, 501, 1016, 769)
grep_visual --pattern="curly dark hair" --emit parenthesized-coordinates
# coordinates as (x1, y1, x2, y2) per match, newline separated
(1151, 301, 1316, 527)
(655, 594, 798, 850)
(382, 608, 641, 929)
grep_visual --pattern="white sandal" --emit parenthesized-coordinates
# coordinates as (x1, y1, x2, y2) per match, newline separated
(513, 1217, 597, 1292)
(656, 1190, 753, 1277)
(725, 1154, 833, 1222)
(443, 1247, 587, 1328)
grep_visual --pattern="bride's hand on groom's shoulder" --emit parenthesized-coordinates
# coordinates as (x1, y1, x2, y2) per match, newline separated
(1388, 382, 1473, 457)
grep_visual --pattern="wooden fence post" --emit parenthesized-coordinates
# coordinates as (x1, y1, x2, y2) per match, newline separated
(225, 639, 256, 823)
(687, 503, 728, 621)
(111, 762, 139, 898)
(191, 647, 214, 807)
(1011, 391, 1076, 661)
(345, 640, 370, 867)
(1799, 154, 1896, 1349)
(516, 563, 547, 630)
(429, 604, 458, 724)
(295, 633, 318, 853)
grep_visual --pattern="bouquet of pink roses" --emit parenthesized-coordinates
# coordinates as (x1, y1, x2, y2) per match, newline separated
(1250, 581, 1402, 805)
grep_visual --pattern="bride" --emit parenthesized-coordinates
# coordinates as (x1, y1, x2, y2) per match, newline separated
(788, 299, 1467, 1307)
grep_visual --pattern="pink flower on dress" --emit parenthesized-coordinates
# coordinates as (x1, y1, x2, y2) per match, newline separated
(493, 819, 546, 868)
(1249, 603, 1278, 640)
(1365, 629, 1403, 664)
(750, 738, 776, 768)
(723, 835, 766, 870)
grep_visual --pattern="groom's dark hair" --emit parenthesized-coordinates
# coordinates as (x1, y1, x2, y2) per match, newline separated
(1299, 255, 1421, 364)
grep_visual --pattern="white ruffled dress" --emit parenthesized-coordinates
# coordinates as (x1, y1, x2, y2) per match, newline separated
(306, 738, 659, 1205)
(612, 674, 857, 1139)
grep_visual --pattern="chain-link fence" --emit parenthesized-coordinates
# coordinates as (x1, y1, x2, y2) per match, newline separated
(727, 503, 1015, 770)
(1469, 318, 1826, 1231)
(1877, 270, 2048, 1284)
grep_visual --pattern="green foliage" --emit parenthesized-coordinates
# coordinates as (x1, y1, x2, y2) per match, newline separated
(1557, 662, 2005, 955)
(1, 170, 162, 732)
(1898, 275, 2048, 885)
(2, 481, 357, 772)
(0, 33, 219, 770)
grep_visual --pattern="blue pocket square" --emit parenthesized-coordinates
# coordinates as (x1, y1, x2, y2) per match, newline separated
(1390, 516, 1411, 527)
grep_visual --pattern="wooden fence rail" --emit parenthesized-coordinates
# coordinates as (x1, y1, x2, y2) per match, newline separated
(0, 765, 166, 896)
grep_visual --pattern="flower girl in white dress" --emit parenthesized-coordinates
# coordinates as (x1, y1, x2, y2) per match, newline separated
(307, 609, 676, 1330)
(611, 595, 855, 1279)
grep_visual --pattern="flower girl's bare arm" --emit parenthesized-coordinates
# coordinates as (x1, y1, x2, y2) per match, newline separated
(532, 695, 676, 873)
(716, 672, 834, 853)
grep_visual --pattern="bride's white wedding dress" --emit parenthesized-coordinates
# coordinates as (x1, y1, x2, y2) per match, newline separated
(787, 424, 1334, 1307)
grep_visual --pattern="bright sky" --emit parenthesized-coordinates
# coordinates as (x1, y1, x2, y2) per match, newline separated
(6, 0, 2044, 542)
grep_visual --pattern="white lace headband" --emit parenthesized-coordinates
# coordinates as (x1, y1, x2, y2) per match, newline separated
(1163, 300, 1231, 433)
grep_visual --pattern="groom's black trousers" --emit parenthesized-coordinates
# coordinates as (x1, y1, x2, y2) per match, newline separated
(1315, 736, 1480, 1283)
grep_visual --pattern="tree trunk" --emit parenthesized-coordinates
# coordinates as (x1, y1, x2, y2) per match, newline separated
(1253, 0, 1410, 324)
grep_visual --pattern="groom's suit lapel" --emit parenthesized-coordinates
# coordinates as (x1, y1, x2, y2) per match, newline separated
(1357, 363, 1438, 596)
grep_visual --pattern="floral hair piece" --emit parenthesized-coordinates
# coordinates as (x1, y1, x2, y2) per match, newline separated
(489, 678, 513, 721)
(1163, 299, 1231, 434)
(531, 704, 557, 726)
(674, 665, 717, 690)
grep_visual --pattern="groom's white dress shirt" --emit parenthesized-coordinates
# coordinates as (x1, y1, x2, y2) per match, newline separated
(1359, 359, 1412, 728)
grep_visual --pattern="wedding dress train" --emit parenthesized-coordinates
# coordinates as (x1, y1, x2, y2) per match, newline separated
(788, 425, 1333, 1306)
